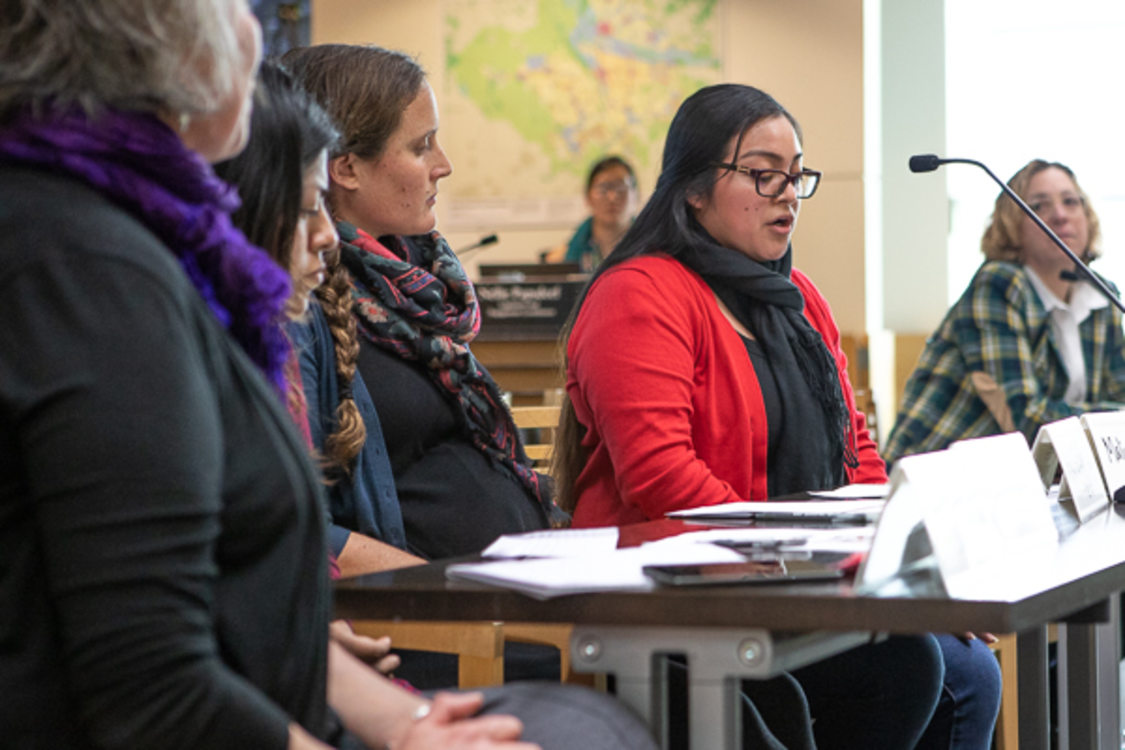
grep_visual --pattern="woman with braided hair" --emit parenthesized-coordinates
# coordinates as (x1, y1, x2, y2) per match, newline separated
(214, 62, 421, 579)
(290, 247, 425, 576)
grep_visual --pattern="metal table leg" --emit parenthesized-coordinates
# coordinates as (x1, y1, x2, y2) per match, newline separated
(1063, 595, 1120, 750)
(570, 625, 869, 750)
(1018, 625, 1051, 750)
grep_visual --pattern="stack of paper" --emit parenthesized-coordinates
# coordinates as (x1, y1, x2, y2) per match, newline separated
(446, 519, 873, 599)
(481, 527, 619, 558)
(447, 540, 745, 599)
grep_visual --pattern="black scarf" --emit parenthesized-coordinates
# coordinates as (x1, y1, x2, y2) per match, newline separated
(679, 237, 857, 496)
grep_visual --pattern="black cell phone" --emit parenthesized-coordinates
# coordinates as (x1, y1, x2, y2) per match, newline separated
(642, 558, 845, 587)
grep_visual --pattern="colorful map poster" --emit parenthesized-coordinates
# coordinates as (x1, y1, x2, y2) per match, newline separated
(442, 0, 722, 228)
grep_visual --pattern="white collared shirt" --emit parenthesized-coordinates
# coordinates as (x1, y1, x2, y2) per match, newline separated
(1024, 266, 1108, 405)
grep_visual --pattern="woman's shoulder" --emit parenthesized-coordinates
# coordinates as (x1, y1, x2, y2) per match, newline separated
(598, 253, 707, 289)
(287, 300, 330, 356)
(0, 167, 192, 297)
(975, 259, 1026, 283)
(578, 255, 712, 331)
(789, 266, 826, 300)
(788, 266, 839, 328)
(964, 260, 1032, 307)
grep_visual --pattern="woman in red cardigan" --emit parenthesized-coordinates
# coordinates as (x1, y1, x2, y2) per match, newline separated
(556, 84, 1001, 749)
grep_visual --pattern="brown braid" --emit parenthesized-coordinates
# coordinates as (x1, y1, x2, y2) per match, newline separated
(314, 250, 366, 478)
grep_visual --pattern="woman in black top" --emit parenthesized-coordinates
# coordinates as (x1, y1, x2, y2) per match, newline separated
(0, 3, 655, 749)
(283, 44, 561, 560)
(0, 2, 344, 747)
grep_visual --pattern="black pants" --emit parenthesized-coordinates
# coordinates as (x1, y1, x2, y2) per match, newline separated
(667, 634, 944, 749)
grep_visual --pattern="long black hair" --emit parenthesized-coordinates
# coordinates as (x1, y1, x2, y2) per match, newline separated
(597, 84, 799, 281)
(553, 83, 801, 513)
(214, 60, 339, 273)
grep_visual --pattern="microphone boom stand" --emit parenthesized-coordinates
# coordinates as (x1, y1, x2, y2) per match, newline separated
(910, 155, 1125, 315)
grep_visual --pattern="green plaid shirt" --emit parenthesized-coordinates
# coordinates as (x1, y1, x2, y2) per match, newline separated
(883, 261, 1125, 464)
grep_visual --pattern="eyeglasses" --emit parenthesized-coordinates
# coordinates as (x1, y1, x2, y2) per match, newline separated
(591, 181, 635, 198)
(712, 163, 822, 199)
(1027, 194, 1084, 218)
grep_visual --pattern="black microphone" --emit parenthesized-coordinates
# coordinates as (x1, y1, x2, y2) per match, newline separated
(908, 154, 945, 173)
(908, 154, 1125, 314)
(456, 233, 499, 256)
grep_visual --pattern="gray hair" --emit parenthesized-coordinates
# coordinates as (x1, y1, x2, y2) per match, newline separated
(0, 0, 247, 120)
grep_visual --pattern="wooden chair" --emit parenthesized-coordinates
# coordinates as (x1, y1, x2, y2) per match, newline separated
(348, 404, 587, 690)
(990, 634, 1019, 750)
(349, 619, 506, 688)
(348, 618, 588, 689)
(510, 404, 561, 470)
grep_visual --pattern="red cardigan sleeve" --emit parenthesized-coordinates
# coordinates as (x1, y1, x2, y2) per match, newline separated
(568, 261, 745, 523)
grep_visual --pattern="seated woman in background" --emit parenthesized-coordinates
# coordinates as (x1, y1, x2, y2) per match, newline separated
(555, 83, 1000, 749)
(544, 155, 638, 271)
(884, 158, 1125, 464)
(215, 62, 423, 579)
(283, 43, 563, 561)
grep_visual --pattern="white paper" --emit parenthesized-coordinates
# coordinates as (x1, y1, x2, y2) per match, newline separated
(481, 527, 619, 559)
(668, 499, 885, 521)
(806, 483, 890, 500)
(447, 542, 745, 599)
(661, 526, 876, 554)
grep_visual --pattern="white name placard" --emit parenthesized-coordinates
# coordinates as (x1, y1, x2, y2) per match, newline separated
(1080, 411, 1125, 503)
(1031, 417, 1109, 522)
(861, 433, 1059, 598)
(856, 451, 948, 592)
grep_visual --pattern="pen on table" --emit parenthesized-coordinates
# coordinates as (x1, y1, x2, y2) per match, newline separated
(713, 537, 808, 551)
(687, 512, 873, 526)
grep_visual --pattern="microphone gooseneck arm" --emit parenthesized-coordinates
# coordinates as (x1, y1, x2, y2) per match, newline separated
(909, 154, 1125, 315)
(456, 233, 499, 256)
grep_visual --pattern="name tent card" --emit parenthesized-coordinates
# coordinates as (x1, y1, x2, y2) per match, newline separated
(856, 451, 948, 593)
(1030, 417, 1108, 522)
(1080, 411, 1125, 503)
(859, 432, 1058, 598)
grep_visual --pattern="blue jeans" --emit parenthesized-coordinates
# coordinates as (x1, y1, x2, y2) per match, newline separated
(915, 633, 1003, 750)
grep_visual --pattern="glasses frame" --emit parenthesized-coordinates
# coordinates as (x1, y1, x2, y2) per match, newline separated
(591, 180, 636, 198)
(712, 163, 822, 199)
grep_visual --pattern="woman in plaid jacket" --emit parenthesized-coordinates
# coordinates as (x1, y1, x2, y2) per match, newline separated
(885, 159, 1125, 464)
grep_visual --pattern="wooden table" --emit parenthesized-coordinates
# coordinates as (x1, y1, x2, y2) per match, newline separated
(336, 511, 1125, 749)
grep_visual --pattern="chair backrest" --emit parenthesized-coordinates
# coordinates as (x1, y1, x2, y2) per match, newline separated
(511, 404, 562, 472)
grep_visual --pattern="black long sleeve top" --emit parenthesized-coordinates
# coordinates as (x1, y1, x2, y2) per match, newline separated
(0, 168, 335, 749)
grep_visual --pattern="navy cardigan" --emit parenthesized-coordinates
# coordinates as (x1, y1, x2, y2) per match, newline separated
(289, 303, 407, 556)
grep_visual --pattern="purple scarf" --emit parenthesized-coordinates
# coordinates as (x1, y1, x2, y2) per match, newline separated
(0, 107, 292, 394)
